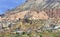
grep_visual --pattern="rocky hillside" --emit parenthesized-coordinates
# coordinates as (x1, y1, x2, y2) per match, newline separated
(0, 0, 60, 21)
(0, 0, 60, 37)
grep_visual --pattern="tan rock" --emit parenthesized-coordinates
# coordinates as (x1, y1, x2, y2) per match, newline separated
(29, 11, 49, 20)
(0, 10, 49, 21)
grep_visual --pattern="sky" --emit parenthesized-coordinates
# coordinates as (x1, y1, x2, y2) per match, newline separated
(0, 0, 26, 14)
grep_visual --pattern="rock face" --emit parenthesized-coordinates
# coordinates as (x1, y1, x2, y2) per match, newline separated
(44, 9, 60, 18)
(0, 0, 60, 21)
(0, 0, 60, 36)
(0, 10, 49, 21)
(25, 11, 49, 20)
